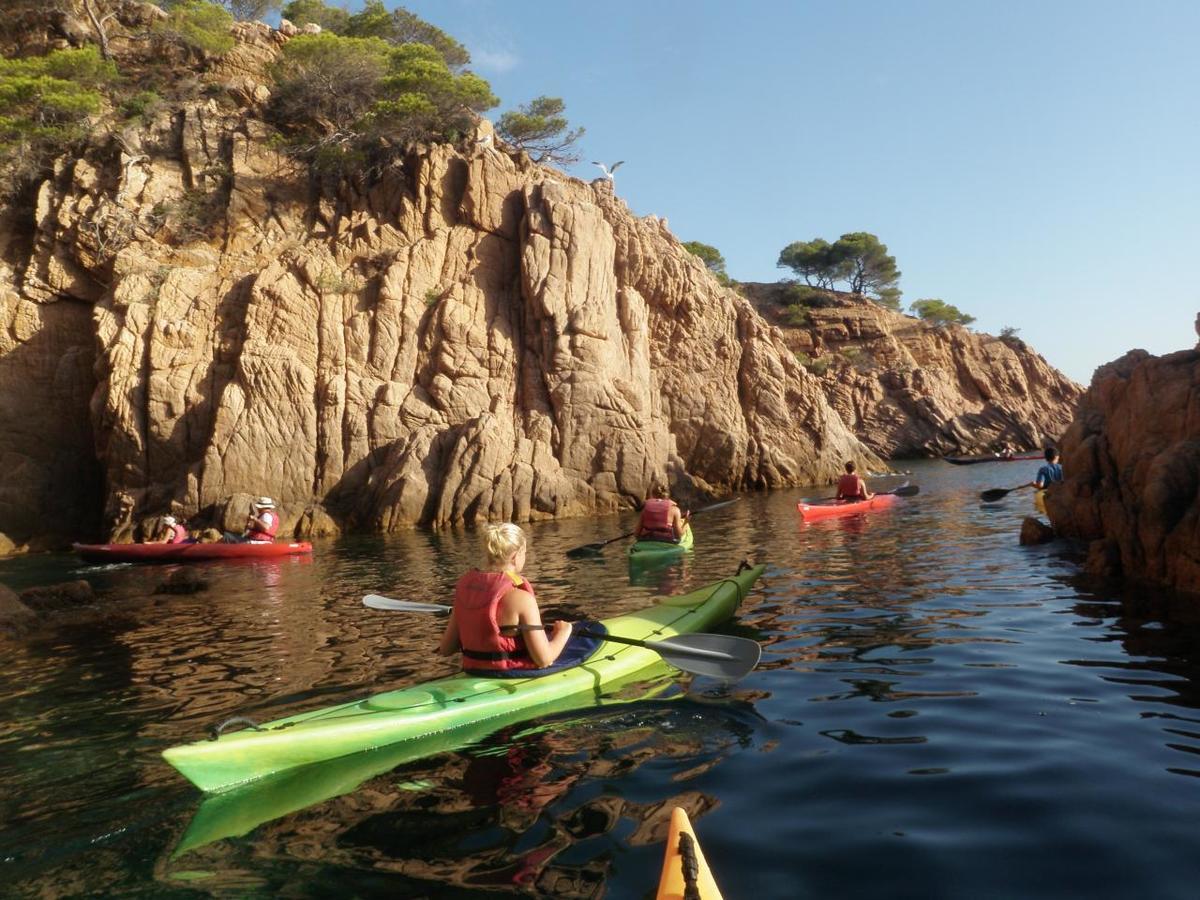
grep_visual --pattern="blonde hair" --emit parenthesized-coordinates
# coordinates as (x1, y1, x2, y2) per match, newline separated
(484, 522, 526, 564)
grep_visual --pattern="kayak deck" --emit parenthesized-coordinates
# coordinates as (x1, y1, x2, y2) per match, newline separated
(163, 564, 763, 794)
(74, 542, 313, 563)
(798, 493, 899, 522)
(629, 524, 694, 560)
(657, 807, 724, 899)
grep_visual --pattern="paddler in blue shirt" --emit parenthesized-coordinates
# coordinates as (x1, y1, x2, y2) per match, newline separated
(1028, 447, 1064, 513)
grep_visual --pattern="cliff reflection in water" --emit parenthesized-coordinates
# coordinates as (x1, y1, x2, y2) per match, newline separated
(164, 696, 756, 897)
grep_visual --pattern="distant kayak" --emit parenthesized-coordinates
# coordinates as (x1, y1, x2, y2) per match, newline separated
(629, 524, 694, 562)
(73, 542, 313, 564)
(798, 493, 899, 521)
(656, 806, 723, 899)
(943, 454, 1041, 466)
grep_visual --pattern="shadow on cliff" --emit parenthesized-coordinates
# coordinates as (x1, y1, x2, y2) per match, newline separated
(0, 298, 104, 547)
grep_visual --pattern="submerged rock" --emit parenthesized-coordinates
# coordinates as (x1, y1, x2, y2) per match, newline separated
(1019, 517, 1055, 546)
(0, 583, 36, 633)
(18, 579, 95, 613)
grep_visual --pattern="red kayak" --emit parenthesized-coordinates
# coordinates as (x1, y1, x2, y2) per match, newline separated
(943, 454, 1041, 466)
(798, 493, 899, 522)
(73, 542, 313, 564)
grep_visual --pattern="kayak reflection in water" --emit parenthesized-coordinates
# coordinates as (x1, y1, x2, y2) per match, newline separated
(635, 483, 689, 543)
(836, 460, 875, 503)
(438, 523, 575, 674)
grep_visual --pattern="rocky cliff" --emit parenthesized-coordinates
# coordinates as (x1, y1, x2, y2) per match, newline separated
(1045, 317, 1200, 596)
(741, 284, 1083, 458)
(0, 22, 878, 550)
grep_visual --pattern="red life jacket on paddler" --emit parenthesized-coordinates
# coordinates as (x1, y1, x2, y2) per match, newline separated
(837, 474, 867, 501)
(247, 510, 279, 543)
(453, 570, 536, 673)
(639, 498, 677, 540)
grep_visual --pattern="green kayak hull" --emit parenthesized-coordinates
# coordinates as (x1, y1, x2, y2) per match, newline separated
(162, 563, 763, 794)
(628, 524, 694, 562)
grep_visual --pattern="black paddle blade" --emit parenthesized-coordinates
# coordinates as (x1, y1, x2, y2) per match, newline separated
(980, 488, 1013, 502)
(566, 543, 605, 559)
(890, 484, 920, 497)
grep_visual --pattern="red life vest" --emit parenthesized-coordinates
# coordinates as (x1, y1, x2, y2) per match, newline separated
(247, 510, 279, 543)
(453, 570, 536, 673)
(639, 498, 677, 540)
(168, 524, 188, 544)
(837, 474, 867, 501)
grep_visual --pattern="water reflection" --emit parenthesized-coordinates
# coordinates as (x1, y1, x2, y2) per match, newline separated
(4, 460, 1200, 896)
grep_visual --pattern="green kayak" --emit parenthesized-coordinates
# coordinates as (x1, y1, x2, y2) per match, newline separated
(629, 524, 694, 562)
(162, 563, 763, 794)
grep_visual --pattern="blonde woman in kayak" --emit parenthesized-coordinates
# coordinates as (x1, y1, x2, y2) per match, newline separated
(438, 523, 573, 674)
(836, 461, 874, 502)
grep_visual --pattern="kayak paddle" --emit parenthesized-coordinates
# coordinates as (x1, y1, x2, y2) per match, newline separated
(878, 482, 920, 497)
(980, 484, 1028, 502)
(564, 497, 739, 559)
(361, 594, 761, 680)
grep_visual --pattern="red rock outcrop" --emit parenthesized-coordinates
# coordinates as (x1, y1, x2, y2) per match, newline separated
(742, 285, 1082, 457)
(1045, 319, 1200, 595)
(0, 27, 878, 549)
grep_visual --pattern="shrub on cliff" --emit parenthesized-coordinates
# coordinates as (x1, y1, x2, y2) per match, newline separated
(496, 96, 585, 165)
(911, 298, 976, 328)
(269, 33, 497, 168)
(0, 47, 117, 189)
(778, 283, 836, 308)
(152, 1, 236, 57)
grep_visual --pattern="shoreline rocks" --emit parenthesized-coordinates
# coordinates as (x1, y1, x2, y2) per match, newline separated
(1045, 318, 1200, 596)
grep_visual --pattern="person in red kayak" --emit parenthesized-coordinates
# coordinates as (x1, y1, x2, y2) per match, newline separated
(149, 515, 189, 544)
(224, 497, 280, 543)
(836, 461, 874, 503)
(635, 483, 689, 543)
(438, 523, 574, 674)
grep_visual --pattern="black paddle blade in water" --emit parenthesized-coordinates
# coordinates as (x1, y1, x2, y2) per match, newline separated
(980, 486, 1022, 502)
(886, 484, 920, 497)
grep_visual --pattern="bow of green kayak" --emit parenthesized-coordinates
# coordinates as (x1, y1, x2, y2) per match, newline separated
(162, 564, 764, 795)
(629, 524, 695, 561)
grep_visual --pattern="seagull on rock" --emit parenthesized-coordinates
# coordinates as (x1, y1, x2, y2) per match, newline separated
(592, 160, 625, 181)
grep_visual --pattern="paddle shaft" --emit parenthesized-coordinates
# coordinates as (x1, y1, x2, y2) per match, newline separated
(507, 623, 737, 662)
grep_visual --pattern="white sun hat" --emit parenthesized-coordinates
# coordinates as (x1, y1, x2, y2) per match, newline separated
(253, 497, 276, 509)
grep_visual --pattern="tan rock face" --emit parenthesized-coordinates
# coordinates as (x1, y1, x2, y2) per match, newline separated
(742, 285, 1082, 457)
(0, 37, 879, 547)
(1045, 334, 1200, 595)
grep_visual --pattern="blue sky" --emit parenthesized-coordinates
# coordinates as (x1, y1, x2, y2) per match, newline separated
(388, 0, 1199, 383)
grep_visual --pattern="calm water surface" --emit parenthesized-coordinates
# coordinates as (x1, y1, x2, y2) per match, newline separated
(2, 460, 1200, 898)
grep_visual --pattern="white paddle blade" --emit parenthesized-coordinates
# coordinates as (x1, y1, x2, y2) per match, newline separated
(362, 595, 452, 614)
(653, 634, 761, 681)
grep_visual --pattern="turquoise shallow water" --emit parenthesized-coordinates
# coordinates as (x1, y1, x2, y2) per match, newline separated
(2, 459, 1200, 898)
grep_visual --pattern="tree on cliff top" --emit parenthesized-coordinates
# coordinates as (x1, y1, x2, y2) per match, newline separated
(777, 231, 901, 308)
(270, 33, 497, 166)
(216, 0, 282, 22)
(682, 241, 732, 285)
(496, 96, 584, 165)
(910, 298, 976, 328)
(281, 0, 350, 33)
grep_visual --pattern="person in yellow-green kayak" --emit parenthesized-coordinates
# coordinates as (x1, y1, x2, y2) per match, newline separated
(1028, 446, 1064, 513)
(635, 483, 689, 543)
(836, 461, 874, 503)
(438, 523, 575, 675)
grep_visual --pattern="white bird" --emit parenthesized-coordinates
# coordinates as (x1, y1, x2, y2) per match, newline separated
(592, 160, 625, 181)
